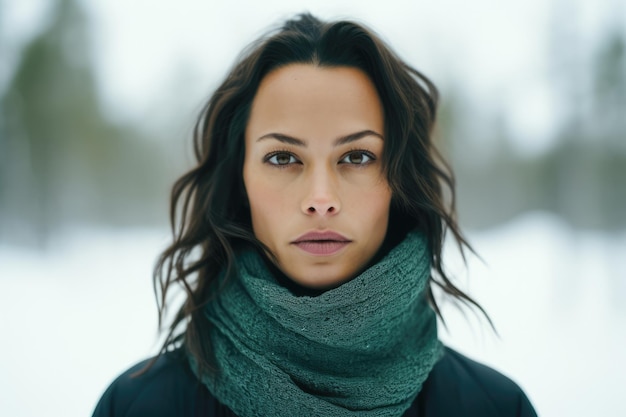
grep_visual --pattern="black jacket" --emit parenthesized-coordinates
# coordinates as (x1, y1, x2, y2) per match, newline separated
(92, 346, 537, 417)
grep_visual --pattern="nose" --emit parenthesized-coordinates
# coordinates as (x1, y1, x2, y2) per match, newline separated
(301, 167, 341, 216)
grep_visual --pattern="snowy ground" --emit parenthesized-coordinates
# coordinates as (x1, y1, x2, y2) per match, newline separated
(0, 211, 624, 417)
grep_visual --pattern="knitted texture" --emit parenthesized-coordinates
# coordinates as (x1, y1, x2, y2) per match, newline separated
(189, 232, 443, 416)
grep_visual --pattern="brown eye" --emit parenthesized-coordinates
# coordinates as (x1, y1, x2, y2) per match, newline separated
(341, 151, 373, 165)
(267, 152, 297, 165)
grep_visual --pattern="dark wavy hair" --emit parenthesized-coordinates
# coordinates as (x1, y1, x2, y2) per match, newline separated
(145, 13, 490, 377)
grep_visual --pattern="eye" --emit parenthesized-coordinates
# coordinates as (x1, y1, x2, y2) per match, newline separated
(340, 151, 375, 165)
(266, 152, 298, 166)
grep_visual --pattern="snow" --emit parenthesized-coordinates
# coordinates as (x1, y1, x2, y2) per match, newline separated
(439, 212, 626, 417)
(0, 212, 625, 416)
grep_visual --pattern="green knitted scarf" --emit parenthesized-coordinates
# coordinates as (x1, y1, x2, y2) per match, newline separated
(189, 231, 443, 416)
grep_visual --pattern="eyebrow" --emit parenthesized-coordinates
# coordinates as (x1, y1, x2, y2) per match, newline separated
(256, 129, 384, 147)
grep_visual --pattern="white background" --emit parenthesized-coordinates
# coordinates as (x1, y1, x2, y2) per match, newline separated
(1, 0, 625, 416)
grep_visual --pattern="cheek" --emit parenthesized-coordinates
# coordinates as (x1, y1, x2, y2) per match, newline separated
(370, 192, 392, 231)
(345, 179, 392, 219)
(245, 176, 289, 236)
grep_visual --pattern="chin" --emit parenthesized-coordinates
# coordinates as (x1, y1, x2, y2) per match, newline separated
(287, 267, 354, 290)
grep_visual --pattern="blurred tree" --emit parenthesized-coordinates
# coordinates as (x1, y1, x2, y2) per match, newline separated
(592, 32, 626, 150)
(0, 0, 172, 246)
(548, 27, 626, 229)
(439, 23, 626, 230)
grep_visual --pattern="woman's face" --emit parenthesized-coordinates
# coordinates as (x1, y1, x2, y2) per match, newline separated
(243, 64, 392, 289)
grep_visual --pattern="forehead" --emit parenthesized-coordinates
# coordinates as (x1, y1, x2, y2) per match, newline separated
(246, 64, 384, 140)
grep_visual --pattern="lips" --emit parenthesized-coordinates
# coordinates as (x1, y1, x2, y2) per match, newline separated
(291, 231, 352, 256)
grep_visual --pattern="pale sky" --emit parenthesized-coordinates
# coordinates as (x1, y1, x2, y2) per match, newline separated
(1, 0, 622, 155)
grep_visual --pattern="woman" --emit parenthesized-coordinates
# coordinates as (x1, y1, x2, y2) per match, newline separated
(93, 13, 537, 417)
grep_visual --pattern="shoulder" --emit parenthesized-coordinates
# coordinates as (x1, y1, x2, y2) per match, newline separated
(415, 346, 537, 417)
(91, 350, 209, 417)
(92, 346, 537, 417)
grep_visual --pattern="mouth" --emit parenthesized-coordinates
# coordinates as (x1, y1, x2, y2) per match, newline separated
(291, 231, 352, 256)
